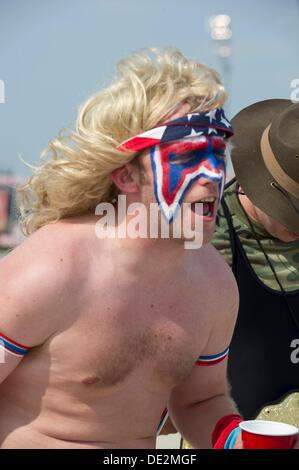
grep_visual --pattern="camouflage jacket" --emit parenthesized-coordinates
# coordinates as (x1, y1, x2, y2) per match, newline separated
(212, 180, 299, 292)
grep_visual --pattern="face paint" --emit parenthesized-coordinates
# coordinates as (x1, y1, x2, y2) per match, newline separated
(117, 108, 233, 223)
(150, 136, 226, 222)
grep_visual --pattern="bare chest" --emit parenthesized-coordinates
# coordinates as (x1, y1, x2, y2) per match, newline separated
(49, 281, 213, 389)
(47, 243, 235, 392)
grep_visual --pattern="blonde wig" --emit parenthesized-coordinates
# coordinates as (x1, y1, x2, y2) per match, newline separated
(18, 47, 227, 235)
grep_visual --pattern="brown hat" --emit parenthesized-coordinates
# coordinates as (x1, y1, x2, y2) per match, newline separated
(231, 99, 299, 233)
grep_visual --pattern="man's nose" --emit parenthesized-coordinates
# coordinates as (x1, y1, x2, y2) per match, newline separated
(195, 177, 220, 191)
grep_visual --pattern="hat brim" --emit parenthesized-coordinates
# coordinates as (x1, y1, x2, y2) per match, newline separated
(231, 99, 299, 234)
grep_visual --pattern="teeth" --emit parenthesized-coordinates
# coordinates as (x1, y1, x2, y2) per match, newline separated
(197, 197, 216, 203)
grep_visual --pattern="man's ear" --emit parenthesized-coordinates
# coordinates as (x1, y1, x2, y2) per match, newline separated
(238, 185, 245, 195)
(111, 163, 140, 193)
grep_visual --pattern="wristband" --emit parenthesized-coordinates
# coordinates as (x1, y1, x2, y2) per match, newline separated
(224, 427, 241, 449)
(212, 414, 243, 449)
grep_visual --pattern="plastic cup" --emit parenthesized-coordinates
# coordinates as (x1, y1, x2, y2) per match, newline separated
(239, 420, 298, 449)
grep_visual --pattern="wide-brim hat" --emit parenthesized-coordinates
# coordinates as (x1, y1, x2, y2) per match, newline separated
(231, 99, 299, 233)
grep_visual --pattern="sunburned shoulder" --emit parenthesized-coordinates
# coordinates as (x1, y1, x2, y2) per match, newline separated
(0, 218, 95, 309)
(197, 243, 239, 312)
(2, 222, 80, 276)
(0, 218, 96, 346)
(198, 243, 233, 276)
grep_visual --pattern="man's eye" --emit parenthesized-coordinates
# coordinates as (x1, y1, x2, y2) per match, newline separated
(215, 152, 226, 160)
(170, 153, 195, 164)
(170, 151, 226, 164)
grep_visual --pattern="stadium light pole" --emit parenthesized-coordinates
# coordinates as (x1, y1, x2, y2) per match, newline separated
(208, 14, 234, 180)
(208, 14, 233, 117)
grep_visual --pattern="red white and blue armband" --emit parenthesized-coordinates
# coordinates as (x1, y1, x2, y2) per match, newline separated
(212, 414, 243, 449)
(0, 331, 31, 357)
(156, 346, 231, 437)
(196, 346, 229, 366)
(196, 348, 242, 448)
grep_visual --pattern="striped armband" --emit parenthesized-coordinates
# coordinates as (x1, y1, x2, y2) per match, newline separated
(196, 346, 229, 366)
(0, 331, 31, 357)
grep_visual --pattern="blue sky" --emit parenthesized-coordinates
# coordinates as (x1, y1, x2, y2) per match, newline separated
(0, 0, 299, 174)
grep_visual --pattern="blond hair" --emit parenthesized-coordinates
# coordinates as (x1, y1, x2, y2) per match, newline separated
(18, 47, 227, 235)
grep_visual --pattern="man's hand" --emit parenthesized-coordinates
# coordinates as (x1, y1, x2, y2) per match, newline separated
(233, 432, 243, 449)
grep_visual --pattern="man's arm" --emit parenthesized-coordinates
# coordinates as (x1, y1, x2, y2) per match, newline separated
(0, 226, 75, 383)
(168, 273, 239, 449)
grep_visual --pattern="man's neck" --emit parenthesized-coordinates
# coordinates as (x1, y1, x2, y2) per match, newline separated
(113, 231, 187, 272)
(238, 193, 261, 225)
(108, 207, 189, 276)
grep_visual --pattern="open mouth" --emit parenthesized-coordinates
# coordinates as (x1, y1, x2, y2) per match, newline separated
(190, 197, 217, 218)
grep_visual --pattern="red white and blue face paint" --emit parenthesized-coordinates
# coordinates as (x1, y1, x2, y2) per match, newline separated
(150, 135, 227, 222)
(118, 108, 233, 223)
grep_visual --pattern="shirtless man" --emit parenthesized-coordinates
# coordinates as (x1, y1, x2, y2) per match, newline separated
(0, 48, 240, 449)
